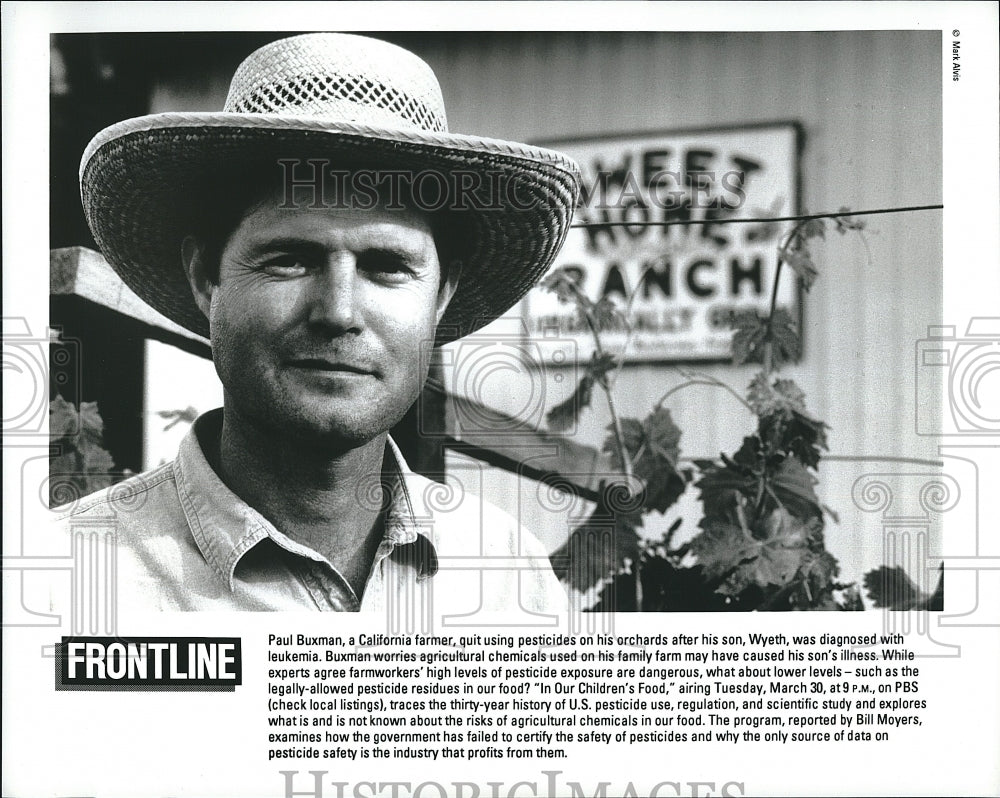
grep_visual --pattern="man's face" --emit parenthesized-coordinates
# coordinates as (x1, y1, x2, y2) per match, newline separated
(195, 194, 454, 449)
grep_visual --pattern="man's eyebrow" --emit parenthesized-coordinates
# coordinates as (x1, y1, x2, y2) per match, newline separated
(359, 246, 426, 264)
(243, 236, 430, 263)
(242, 237, 329, 257)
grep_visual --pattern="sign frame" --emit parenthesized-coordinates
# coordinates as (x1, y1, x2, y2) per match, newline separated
(525, 119, 807, 365)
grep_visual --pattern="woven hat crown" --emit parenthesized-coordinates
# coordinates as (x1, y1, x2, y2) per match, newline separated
(224, 33, 448, 133)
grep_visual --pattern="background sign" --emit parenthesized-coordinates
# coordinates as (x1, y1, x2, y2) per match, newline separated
(526, 123, 801, 362)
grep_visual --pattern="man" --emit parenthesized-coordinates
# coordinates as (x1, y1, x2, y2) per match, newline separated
(53, 33, 580, 615)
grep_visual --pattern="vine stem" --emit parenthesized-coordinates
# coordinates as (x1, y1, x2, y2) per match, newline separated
(764, 217, 810, 377)
(656, 371, 755, 413)
(607, 269, 646, 390)
(609, 258, 671, 390)
(565, 281, 634, 482)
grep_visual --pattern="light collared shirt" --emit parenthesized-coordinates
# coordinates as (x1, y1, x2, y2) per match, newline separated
(48, 410, 567, 621)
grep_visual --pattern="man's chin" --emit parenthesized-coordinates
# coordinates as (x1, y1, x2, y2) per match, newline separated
(228, 383, 414, 452)
(283, 420, 389, 452)
(261, 402, 399, 452)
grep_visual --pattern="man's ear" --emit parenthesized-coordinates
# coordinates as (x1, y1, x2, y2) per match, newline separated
(434, 258, 463, 324)
(181, 236, 215, 321)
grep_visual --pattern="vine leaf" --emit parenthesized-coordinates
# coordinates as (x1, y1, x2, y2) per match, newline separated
(758, 408, 829, 470)
(753, 542, 805, 589)
(643, 406, 682, 465)
(546, 352, 616, 432)
(781, 216, 826, 292)
(541, 266, 626, 332)
(797, 549, 841, 608)
(592, 297, 626, 332)
(766, 308, 802, 367)
(696, 447, 823, 538)
(689, 508, 809, 595)
(835, 585, 866, 611)
(747, 373, 808, 417)
(49, 393, 78, 438)
(586, 351, 618, 389)
(743, 197, 786, 244)
(731, 312, 768, 365)
(731, 309, 800, 367)
(782, 412, 829, 470)
(688, 518, 752, 584)
(607, 417, 643, 469)
(773, 379, 807, 411)
(549, 484, 643, 592)
(540, 266, 584, 304)
(546, 378, 594, 433)
(834, 207, 867, 234)
(863, 566, 921, 609)
(801, 219, 826, 240)
(695, 460, 756, 521)
(731, 435, 761, 468)
(770, 457, 823, 519)
(643, 467, 688, 515)
(604, 407, 687, 513)
(157, 406, 198, 431)
(863, 564, 943, 610)
(49, 396, 116, 505)
(695, 434, 761, 520)
(783, 246, 819, 291)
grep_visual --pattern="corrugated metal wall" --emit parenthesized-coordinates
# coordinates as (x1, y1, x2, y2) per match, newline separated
(151, 31, 944, 586)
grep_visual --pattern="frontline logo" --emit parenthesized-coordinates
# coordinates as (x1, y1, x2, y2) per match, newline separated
(55, 637, 242, 691)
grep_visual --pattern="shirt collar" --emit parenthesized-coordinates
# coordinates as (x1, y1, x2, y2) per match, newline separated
(174, 409, 439, 591)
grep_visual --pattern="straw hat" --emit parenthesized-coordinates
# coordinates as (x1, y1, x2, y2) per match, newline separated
(79, 33, 580, 343)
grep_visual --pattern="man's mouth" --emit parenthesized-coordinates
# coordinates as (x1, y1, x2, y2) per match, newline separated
(287, 358, 376, 376)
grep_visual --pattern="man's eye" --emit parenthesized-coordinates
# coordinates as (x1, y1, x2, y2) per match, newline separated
(261, 256, 308, 276)
(358, 252, 414, 278)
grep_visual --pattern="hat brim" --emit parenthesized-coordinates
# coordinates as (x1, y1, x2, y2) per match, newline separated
(80, 113, 580, 345)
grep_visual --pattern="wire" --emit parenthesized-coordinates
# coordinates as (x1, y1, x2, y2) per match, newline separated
(569, 203, 943, 229)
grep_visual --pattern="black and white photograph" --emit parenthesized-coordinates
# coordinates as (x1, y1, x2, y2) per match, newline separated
(3, 3, 999, 797)
(40, 26, 949, 615)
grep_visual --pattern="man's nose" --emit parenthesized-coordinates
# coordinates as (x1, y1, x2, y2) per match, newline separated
(306, 254, 361, 333)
